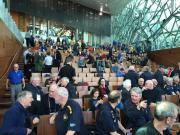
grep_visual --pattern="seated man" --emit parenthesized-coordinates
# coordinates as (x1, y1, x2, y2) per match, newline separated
(96, 90, 131, 135)
(123, 87, 152, 134)
(60, 77, 78, 99)
(136, 101, 179, 135)
(44, 73, 59, 87)
(1, 91, 33, 135)
(142, 80, 162, 107)
(49, 87, 88, 135)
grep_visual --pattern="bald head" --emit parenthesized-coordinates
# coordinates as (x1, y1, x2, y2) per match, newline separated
(13, 63, 19, 71)
(129, 65, 135, 71)
(49, 83, 58, 97)
(145, 80, 154, 90)
(108, 90, 121, 103)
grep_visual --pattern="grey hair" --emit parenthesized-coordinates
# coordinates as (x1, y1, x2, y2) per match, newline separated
(56, 87, 69, 97)
(154, 101, 179, 121)
(61, 77, 69, 83)
(31, 76, 41, 82)
(130, 87, 142, 96)
(173, 76, 179, 81)
(123, 79, 131, 89)
(17, 91, 32, 102)
(166, 77, 173, 85)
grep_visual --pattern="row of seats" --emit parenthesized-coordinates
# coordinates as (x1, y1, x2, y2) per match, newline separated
(75, 67, 112, 74)
(76, 72, 118, 77)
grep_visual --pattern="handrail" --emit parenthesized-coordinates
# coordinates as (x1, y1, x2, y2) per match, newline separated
(0, 47, 21, 81)
(0, 0, 24, 82)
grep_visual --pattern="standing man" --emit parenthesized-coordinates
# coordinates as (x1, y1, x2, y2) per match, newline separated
(124, 65, 139, 87)
(24, 76, 46, 117)
(50, 87, 88, 135)
(136, 101, 179, 135)
(0, 91, 33, 135)
(154, 65, 164, 89)
(44, 83, 59, 114)
(96, 90, 131, 135)
(24, 76, 46, 134)
(6, 63, 25, 104)
(58, 55, 76, 82)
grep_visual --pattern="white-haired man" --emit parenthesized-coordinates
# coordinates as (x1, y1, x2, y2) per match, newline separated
(50, 87, 88, 135)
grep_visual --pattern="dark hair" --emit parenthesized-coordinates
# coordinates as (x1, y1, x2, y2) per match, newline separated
(46, 51, 51, 55)
(65, 55, 73, 64)
(108, 90, 121, 103)
(98, 78, 106, 86)
(90, 88, 99, 97)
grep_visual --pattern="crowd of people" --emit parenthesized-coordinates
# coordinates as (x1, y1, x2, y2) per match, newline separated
(0, 35, 179, 135)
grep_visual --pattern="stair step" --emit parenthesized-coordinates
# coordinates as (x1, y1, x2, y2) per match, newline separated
(0, 93, 11, 98)
(0, 101, 12, 108)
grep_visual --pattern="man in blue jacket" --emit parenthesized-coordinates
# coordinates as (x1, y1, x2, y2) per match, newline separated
(0, 91, 33, 135)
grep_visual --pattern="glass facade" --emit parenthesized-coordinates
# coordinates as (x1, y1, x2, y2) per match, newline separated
(112, 0, 180, 51)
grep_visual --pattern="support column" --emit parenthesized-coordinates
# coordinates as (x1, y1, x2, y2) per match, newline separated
(32, 16, 36, 36)
(75, 28, 78, 41)
(47, 20, 50, 38)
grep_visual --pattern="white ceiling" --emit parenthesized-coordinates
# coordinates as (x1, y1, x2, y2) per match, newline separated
(70, 0, 132, 15)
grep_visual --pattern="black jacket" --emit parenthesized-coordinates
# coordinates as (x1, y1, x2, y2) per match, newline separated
(124, 70, 139, 87)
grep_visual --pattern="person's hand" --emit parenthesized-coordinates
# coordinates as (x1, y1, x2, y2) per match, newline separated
(26, 128, 32, 135)
(98, 99, 103, 104)
(32, 117, 40, 125)
(49, 113, 57, 125)
(139, 100, 147, 109)
(123, 128, 132, 134)
(150, 102, 156, 107)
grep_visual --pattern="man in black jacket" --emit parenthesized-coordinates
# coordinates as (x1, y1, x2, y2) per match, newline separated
(154, 65, 164, 89)
(124, 87, 152, 134)
(60, 77, 78, 99)
(58, 55, 76, 82)
(24, 76, 46, 122)
(124, 65, 139, 87)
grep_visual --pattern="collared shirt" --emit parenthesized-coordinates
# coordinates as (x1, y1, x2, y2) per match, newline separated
(96, 102, 120, 135)
(44, 56, 53, 66)
(55, 99, 87, 135)
(8, 70, 24, 84)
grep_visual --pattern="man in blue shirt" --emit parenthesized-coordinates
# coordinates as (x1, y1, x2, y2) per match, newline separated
(50, 87, 88, 135)
(6, 63, 25, 104)
(0, 91, 33, 135)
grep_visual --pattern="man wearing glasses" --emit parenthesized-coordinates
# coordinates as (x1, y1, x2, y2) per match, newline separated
(6, 63, 25, 104)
